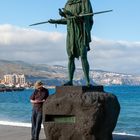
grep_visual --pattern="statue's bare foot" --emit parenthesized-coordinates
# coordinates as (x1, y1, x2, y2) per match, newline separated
(63, 81, 73, 86)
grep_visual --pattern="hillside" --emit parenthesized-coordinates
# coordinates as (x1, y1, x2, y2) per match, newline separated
(0, 60, 140, 86)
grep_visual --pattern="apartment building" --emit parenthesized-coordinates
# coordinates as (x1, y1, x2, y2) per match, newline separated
(4, 74, 26, 86)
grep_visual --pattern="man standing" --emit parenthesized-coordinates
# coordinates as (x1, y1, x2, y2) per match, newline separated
(30, 81, 49, 140)
(48, 0, 93, 86)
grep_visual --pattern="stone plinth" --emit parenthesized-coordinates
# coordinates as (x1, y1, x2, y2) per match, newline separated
(43, 86, 120, 140)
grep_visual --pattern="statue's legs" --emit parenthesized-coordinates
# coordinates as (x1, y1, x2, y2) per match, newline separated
(81, 48, 90, 86)
(64, 55, 75, 85)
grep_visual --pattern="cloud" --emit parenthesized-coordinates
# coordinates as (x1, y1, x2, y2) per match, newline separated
(90, 37, 140, 74)
(0, 24, 67, 63)
(0, 24, 140, 74)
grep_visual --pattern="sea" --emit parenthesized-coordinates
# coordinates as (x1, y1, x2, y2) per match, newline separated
(0, 86, 140, 137)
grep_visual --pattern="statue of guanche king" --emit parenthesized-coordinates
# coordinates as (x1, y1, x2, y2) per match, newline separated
(49, 0, 93, 86)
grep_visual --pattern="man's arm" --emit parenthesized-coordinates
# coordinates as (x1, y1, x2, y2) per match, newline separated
(30, 99, 45, 104)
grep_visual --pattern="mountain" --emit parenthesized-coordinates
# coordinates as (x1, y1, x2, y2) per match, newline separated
(0, 59, 140, 86)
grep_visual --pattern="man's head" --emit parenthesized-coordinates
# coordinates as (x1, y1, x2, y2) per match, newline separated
(34, 80, 43, 89)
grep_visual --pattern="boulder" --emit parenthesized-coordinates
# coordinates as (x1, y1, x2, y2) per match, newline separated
(43, 86, 120, 140)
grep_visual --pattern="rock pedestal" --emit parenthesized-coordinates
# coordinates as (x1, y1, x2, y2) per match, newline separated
(43, 86, 120, 140)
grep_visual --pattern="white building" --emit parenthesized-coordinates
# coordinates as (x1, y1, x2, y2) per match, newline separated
(4, 74, 26, 86)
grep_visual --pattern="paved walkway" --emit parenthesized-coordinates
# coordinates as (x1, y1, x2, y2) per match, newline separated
(0, 125, 46, 140)
(0, 125, 140, 140)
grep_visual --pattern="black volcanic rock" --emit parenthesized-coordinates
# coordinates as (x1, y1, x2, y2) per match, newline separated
(43, 86, 120, 140)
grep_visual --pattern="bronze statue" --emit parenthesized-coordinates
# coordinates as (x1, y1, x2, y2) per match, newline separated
(29, 0, 112, 86)
(49, 0, 93, 86)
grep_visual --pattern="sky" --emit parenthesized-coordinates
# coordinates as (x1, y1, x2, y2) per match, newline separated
(0, 0, 140, 75)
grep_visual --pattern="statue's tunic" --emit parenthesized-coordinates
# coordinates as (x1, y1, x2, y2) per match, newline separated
(65, 0, 93, 58)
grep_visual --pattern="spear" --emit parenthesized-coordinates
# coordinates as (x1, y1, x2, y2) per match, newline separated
(29, 9, 113, 26)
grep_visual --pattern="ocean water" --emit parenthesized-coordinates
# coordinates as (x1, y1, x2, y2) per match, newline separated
(104, 86, 140, 136)
(0, 86, 140, 136)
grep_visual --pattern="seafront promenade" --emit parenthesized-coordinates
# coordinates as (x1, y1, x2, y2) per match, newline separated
(0, 125, 46, 140)
(0, 125, 140, 140)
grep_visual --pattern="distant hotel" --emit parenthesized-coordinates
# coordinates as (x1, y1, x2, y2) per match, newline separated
(4, 74, 26, 87)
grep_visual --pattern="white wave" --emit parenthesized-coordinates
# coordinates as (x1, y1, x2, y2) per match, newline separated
(0, 120, 44, 128)
(113, 132, 140, 137)
(0, 121, 31, 127)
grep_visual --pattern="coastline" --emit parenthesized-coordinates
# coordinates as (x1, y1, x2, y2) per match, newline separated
(0, 125, 140, 140)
